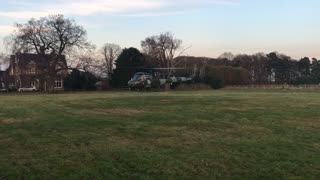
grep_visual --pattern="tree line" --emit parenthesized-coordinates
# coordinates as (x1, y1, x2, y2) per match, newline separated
(175, 52, 320, 87)
(0, 14, 319, 90)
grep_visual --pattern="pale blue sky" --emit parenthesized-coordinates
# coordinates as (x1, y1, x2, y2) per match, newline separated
(0, 0, 319, 59)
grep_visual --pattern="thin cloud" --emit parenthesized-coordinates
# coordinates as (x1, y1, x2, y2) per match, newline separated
(58, 0, 166, 15)
(0, 11, 57, 19)
(0, 0, 239, 18)
(170, 0, 239, 6)
(123, 10, 187, 17)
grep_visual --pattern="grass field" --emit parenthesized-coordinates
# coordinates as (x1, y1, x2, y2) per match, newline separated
(0, 90, 319, 179)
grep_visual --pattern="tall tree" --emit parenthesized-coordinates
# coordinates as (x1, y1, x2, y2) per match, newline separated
(311, 58, 320, 83)
(68, 48, 102, 74)
(6, 14, 89, 55)
(111, 48, 146, 87)
(251, 53, 271, 84)
(267, 52, 293, 84)
(298, 57, 311, 77)
(141, 32, 183, 74)
(101, 43, 122, 77)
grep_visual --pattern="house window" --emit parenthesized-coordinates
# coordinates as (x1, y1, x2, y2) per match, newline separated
(55, 64, 62, 71)
(54, 79, 63, 88)
(27, 66, 36, 74)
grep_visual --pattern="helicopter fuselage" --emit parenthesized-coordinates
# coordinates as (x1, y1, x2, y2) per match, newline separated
(128, 72, 192, 90)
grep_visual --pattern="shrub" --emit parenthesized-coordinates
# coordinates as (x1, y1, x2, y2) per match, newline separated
(204, 67, 224, 89)
(204, 65, 251, 89)
(151, 79, 161, 89)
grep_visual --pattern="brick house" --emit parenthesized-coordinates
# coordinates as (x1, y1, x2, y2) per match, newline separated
(4, 53, 68, 91)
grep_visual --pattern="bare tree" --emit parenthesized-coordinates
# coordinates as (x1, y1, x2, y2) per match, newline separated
(67, 47, 107, 78)
(6, 14, 89, 55)
(0, 53, 10, 70)
(141, 32, 183, 74)
(68, 47, 96, 71)
(101, 43, 121, 77)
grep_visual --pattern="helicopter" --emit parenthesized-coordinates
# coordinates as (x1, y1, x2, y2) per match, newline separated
(128, 68, 194, 90)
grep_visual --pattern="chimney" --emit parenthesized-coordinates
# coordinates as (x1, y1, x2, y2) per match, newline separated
(9, 55, 16, 73)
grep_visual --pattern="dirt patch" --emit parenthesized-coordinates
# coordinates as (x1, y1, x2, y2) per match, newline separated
(220, 106, 265, 112)
(1, 118, 25, 124)
(160, 99, 179, 103)
(221, 107, 250, 111)
(160, 99, 171, 102)
(84, 109, 144, 116)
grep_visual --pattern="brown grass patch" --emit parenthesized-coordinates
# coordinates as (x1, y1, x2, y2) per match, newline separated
(151, 125, 187, 134)
(287, 103, 319, 108)
(107, 136, 136, 146)
(313, 143, 320, 149)
(284, 119, 320, 129)
(151, 130, 214, 146)
(84, 109, 144, 116)
(225, 125, 272, 138)
(147, 125, 214, 146)
(220, 106, 266, 112)
(192, 119, 211, 124)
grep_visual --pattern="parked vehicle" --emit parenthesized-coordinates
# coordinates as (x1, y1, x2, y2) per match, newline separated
(18, 86, 38, 92)
(0, 88, 8, 92)
(0, 83, 8, 92)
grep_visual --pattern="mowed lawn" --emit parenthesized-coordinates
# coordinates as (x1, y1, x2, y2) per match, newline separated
(0, 90, 320, 179)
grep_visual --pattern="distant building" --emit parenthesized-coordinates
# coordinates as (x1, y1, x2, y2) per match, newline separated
(4, 53, 68, 91)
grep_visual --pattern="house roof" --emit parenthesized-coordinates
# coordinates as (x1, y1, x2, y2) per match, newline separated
(0, 71, 5, 82)
(13, 53, 66, 67)
(0, 71, 5, 77)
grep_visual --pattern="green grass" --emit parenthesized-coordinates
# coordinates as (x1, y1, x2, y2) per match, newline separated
(0, 90, 320, 179)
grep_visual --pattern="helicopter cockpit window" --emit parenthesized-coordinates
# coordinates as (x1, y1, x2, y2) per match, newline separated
(132, 74, 142, 81)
